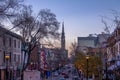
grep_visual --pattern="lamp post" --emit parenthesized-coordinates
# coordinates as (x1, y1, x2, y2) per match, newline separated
(5, 54, 10, 80)
(105, 58, 108, 80)
(86, 55, 90, 80)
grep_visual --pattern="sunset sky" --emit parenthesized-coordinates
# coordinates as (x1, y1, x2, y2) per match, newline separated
(24, 0, 120, 50)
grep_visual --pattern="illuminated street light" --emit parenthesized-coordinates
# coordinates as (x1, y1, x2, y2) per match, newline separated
(86, 55, 90, 80)
(5, 55, 10, 59)
(86, 55, 90, 60)
(5, 54, 10, 80)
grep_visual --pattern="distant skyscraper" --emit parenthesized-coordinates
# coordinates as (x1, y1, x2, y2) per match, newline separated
(61, 22, 65, 49)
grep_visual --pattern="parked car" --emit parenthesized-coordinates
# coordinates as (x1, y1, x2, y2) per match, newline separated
(54, 72, 59, 77)
(72, 76, 79, 80)
(64, 74, 69, 78)
(61, 72, 65, 75)
(59, 77, 65, 80)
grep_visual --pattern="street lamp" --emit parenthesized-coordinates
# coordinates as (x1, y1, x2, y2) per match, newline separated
(5, 54, 10, 80)
(105, 58, 108, 80)
(86, 55, 90, 80)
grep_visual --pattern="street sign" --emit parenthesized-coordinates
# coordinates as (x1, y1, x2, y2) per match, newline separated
(46, 71, 51, 77)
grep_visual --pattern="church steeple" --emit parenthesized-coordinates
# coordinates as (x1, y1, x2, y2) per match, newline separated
(62, 22, 64, 34)
(61, 22, 65, 49)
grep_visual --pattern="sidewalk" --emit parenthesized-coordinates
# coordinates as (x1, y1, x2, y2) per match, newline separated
(83, 78, 94, 80)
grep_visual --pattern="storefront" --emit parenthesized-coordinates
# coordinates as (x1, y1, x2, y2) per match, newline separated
(0, 66, 6, 80)
(107, 54, 120, 80)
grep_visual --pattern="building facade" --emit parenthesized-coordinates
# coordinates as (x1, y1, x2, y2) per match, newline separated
(77, 33, 109, 55)
(0, 26, 22, 80)
(106, 27, 120, 64)
(77, 35, 98, 54)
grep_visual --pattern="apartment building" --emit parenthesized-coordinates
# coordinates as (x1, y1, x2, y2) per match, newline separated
(0, 26, 22, 80)
(107, 27, 120, 65)
(77, 33, 109, 55)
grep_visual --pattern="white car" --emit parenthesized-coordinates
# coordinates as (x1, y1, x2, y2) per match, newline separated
(72, 76, 80, 80)
(54, 72, 59, 77)
(59, 77, 65, 80)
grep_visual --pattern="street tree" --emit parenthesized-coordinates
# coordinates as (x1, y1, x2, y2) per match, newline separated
(13, 5, 60, 77)
(69, 41, 78, 56)
(0, 1, 60, 80)
(0, 0, 24, 33)
(101, 10, 120, 34)
(74, 52, 102, 77)
(0, 0, 24, 20)
(69, 41, 79, 63)
(13, 5, 60, 43)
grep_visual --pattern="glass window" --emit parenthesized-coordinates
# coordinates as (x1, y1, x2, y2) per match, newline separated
(18, 41, 20, 48)
(10, 52, 11, 62)
(18, 55, 20, 62)
(14, 40, 16, 48)
(3, 51, 5, 62)
(14, 54, 16, 62)
(3, 35, 5, 46)
(9, 38, 11, 47)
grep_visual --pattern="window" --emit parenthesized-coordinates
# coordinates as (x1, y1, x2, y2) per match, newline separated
(14, 40, 16, 48)
(18, 41, 20, 48)
(18, 55, 20, 62)
(9, 38, 11, 47)
(3, 35, 5, 46)
(14, 54, 16, 62)
(10, 52, 11, 62)
(3, 51, 5, 63)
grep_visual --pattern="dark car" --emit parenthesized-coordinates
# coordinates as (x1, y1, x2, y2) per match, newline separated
(61, 72, 66, 75)
(64, 74, 69, 78)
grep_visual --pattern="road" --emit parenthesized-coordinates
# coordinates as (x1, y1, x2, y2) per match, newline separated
(47, 64, 80, 80)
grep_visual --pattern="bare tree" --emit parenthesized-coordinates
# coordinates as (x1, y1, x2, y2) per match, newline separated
(0, 0, 23, 17)
(69, 41, 78, 56)
(12, 5, 60, 79)
(13, 5, 34, 40)
(101, 10, 120, 34)
(101, 18, 111, 34)
(13, 5, 60, 42)
(0, 1, 60, 79)
(0, 0, 24, 34)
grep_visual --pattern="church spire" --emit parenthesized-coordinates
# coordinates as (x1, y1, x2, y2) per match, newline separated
(62, 22, 64, 34)
(61, 22, 65, 49)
